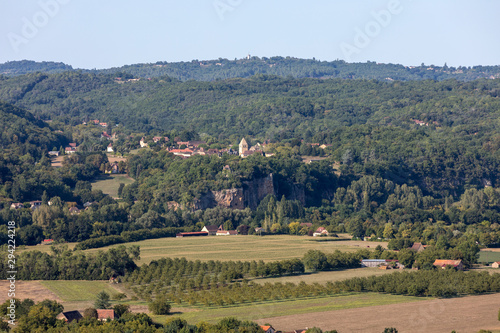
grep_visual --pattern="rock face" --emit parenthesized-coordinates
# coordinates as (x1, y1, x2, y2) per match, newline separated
(192, 173, 306, 210)
(213, 188, 245, 209)
(193, 174, 276, 210)
(242, 173, 276, 210)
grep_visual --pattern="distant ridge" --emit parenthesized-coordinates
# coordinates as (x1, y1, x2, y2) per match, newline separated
(1, 57, 500, 82)
(0, 60, 73, 76)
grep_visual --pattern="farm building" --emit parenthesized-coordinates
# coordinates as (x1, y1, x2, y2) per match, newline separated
(255, 227, 265, 234)
(57, 311, 82, 323)
(216, 230, 238, 236)
(433, 259, 464, 270)
(10, 203, 23, 209)
(260, 326, 276, 333)
(96, 309, 116, 321)
(361, 259, 404, 269)
(313, 227, 329, 237)
(361, 259, 387, 268)
(30, 200, 42, 209)
(491, 261, 500, 268)
(409, 242, 427, 252)
(201, 225, 219, 235)
(176, 232, 209, 238)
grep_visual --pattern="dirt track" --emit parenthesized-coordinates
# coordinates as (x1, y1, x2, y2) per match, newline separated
(259, 293, 500, 333)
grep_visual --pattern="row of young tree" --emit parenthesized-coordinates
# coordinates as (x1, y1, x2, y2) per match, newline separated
(120, 245, 480, 308)
(129, 269, 500, 310)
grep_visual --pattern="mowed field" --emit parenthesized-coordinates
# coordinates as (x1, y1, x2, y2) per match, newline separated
(18, 235, 386, 263)
(91, 174, 134, 198)
(252, 267, 399, 285)
(479, 249, 500, 263)
(260, 293, 500, 333)
(156, 292, 425, 325)
(91, 235, 387, 265)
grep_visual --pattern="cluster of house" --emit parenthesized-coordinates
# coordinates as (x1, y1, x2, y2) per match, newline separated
(56, 309, 117, 323)
(176, 223, 331, 238)
(139, 137, 272, 159)
(10, 200, 97, 216)
(359, 242, 473, 270)
(49, 142, 80, 156)
(176, 225, 239, 238)
(10, 200, 43, 210)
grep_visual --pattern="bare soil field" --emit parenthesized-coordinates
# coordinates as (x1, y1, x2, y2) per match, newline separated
(483, 248, 500, 252)
(0, 281, 61, 303)
(259, 293, 500, 333)
(107, 155, 127, 163)
(50, 155, 64, 168)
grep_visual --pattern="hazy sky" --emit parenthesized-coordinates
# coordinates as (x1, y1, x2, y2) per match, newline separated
(1, 0, 499, 69)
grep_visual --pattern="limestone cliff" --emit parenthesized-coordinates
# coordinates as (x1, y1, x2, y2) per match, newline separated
(242, 173, 275, 209)
(192, 173, 306, 210)
(193, 174, 275, 210)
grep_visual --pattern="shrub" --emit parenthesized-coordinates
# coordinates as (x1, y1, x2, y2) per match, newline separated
(148, 297, 171, 315)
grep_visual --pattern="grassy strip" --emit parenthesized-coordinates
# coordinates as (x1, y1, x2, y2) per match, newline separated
(91, 174, 134, 198)
(151, 292, 425, 324)
(40, 280, 121, 302)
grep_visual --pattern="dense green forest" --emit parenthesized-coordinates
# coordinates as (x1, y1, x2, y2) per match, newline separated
(1, 71, 499, 196)
(2, 58, 500, 81)
(0, 63, 499, 332)
(0, 68, 499, 256)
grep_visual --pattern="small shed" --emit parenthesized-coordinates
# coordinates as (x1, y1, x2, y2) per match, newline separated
(491, 261, 500, 268)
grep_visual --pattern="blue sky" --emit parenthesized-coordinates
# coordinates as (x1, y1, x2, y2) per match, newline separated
(1, 0, 499, 69)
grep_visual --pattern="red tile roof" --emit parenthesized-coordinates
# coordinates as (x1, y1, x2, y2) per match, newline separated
(433, 259, 462, 267)
(176, 232, 209, 237)
(96, 309, 116, 320)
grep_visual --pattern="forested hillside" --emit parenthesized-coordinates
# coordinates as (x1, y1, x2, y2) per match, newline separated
(2, 58, 500, 81)
(0, 72, 499, 197)
(0, 101, 66, 158)
(0, 60, 73, 76)
(0, 70, 499, 253)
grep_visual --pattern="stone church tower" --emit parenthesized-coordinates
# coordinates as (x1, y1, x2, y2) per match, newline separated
(239, 138, 249, 156)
